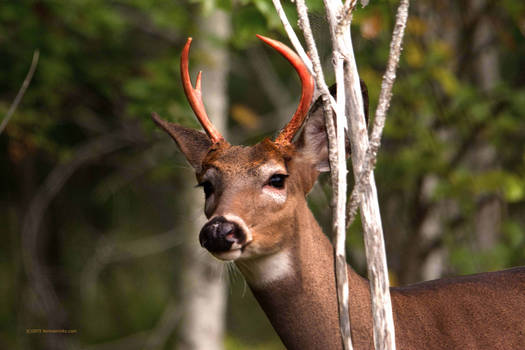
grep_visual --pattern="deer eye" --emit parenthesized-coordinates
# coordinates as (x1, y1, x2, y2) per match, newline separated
(198, 181, 214, 198)
(268, 174, 288, 189)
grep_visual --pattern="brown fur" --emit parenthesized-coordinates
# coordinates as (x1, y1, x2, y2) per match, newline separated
(153, 111, 525, 350)
(247, 201, 525, 349)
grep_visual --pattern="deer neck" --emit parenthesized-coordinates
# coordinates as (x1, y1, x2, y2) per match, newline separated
(236, 201, 374, 350)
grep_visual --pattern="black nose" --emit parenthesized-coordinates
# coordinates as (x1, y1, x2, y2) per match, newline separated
(199, 216, 246, 252)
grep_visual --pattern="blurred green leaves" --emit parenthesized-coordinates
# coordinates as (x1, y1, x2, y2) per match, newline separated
(2, 0, 525, 349)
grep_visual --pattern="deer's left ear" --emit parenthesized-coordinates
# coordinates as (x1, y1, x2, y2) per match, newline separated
(294, 98, 335, 172)
(294, 81, 369, 172)
(294, 92, 351, 172)
(151, 113, 212, 172)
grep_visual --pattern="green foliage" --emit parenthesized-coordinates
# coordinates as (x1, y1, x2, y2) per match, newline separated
(355, 1, 525, 281)
(2, 0, 525, 348)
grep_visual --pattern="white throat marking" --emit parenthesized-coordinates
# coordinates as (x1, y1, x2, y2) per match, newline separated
(238, 250, 293, 287)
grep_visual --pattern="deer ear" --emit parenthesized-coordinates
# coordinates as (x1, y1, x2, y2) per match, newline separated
(151, 113, 212, 172)
(294, 100, 331, 172)
(294, 85, 349, 172)
(294, 81, 369, 172)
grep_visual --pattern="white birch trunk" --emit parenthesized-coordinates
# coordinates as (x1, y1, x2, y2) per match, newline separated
(273, 0, 407, 348)
(470, 0, 502, 252)
(176, 9, 231, 350)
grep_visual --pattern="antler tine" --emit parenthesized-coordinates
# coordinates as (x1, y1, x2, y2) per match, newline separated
(181, 38, 224, 143)
(256, 35, 315, 146)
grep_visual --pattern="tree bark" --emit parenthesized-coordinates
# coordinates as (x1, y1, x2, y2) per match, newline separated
(176, 9, 230, 350)
(469, 0, 502, 253)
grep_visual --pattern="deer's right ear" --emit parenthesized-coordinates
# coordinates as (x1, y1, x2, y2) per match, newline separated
(151, 113, 212, 172)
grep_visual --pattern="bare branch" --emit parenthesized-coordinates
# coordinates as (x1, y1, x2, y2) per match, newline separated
(0, 50, 39, 135)
(342, 0, 410, 349)
(294, 0, 338, 186)
(294, 0, 353, 348)
(347, 0, 410, 228)
(276, 1, 408, 349)
(272, 0, 341, 112)
(271, 0, 313, 75)
(322, 0, 354, 347)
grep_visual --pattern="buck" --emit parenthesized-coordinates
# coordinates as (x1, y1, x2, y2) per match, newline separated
(152, 36, 525, 349)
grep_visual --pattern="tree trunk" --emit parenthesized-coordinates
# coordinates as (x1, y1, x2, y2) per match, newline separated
(176, 9, 231, 350)
(469, 0, 502, 253)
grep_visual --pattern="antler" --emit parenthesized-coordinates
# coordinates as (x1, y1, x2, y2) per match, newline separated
(256, 35, 315, 146)
(181, 38, 225, 144)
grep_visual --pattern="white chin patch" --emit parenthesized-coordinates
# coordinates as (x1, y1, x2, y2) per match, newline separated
(237, 250, 293, 287)
(213, 249, 242, 261)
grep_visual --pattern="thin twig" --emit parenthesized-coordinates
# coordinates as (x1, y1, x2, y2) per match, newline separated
(342, 0, 409, 349)
(294, 0, 338, 196)
(346, 0, 410, 228)
(333, 52, 353, 350)
(322, 0, 354, 347)
(294, 0, 353, 348)
(0, 50, 39, 135)
(271, 0, 313, 75)
(271, 0, 340, 112)
(294, 0, 337, 166)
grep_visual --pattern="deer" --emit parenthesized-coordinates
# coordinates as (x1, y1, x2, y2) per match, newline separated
(151, 35, 525, 350)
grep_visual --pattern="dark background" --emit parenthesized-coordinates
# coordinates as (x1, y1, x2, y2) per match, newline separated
(2, 0, 525, 349)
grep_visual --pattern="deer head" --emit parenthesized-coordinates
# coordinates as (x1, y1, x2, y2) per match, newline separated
(151, 35, 336, 267)
(150, 36, 525, 350)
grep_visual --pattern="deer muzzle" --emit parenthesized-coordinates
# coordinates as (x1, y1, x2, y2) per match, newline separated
(199, 216, 247, 254)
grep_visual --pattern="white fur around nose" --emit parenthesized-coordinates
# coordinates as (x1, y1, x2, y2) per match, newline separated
(238, 250, 293, 287)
